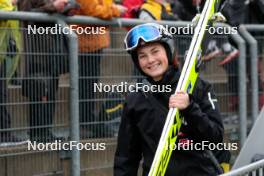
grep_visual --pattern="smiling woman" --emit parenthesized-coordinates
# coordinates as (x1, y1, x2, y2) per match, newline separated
(137, 42, 169, 81)
(114, 23, 225, 176)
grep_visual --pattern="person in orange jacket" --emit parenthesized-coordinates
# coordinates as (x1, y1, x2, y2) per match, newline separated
(74, 0, 127, 138)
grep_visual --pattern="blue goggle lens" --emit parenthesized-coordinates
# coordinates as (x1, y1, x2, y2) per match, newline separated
(125, 25, 161, 50)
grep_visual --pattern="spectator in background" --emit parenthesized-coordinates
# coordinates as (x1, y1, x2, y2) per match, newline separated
(220, 0, 264, 110)
(139, 0, 179, 21)
(19, 0, 77, 142)
(122, 0, 143, 19)
(74, 0, 127, 138)
(221, 0, 247, 27)
(171, 0, 241, 111)
(169, 0, 239, 65)
(170, 0, 203, 21)
(0, 0, 22, 142)
(222, 0, 263, 26)
(247, 0, 264, 24)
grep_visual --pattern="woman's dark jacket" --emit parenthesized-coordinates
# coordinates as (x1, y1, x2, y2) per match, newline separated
(114, 67, 224, 176)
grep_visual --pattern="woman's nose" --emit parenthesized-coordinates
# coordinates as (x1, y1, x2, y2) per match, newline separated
(147, 55, 155, 63)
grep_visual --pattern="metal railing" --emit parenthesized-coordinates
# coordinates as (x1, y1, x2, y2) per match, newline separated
(221, 159, 264, 176)
(239, 25, 259, 123)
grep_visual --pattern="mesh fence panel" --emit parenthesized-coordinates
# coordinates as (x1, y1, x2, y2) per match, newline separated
(0, 27, 69, 175)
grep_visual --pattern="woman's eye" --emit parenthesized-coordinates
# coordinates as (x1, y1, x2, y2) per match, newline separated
(152, 50, 159, 54)
(139, 55, 146, 59)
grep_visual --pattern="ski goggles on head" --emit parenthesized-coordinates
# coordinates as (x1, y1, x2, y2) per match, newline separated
(124, 24, 163, 51)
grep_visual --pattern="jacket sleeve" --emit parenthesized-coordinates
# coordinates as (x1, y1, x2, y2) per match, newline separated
(181, 80, 224, 144)
(78, 0, 120, 19)
(160, 3, 179, 21)
(31, 0, 57, 12)
(0, 0, 14, 11)
(114, 99, 142, 176)
(138, 10, 155, 20)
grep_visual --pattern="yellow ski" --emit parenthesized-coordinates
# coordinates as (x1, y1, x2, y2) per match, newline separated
(148, 0, 220, 175)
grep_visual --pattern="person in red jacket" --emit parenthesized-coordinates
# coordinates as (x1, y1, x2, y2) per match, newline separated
(122, 0, 144, 18)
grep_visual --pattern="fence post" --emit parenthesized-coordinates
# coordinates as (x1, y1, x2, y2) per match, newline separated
(68, 26, 80, 176)
(239, 25, 259, 123)
(233, 29, 247, 146)
(56, 19, 80, 176)
(216, 23, 247, 146)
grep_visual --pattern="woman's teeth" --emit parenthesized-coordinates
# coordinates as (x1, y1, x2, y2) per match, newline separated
(149, 63, 160, 70)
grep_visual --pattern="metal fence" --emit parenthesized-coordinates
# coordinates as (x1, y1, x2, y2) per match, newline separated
(0, 10, 262, 176)
(0, 11, 80, 176)
(221, 159, 264, 176)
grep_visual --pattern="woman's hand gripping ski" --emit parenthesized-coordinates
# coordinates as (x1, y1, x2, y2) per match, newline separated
(169, 91, 190, 110)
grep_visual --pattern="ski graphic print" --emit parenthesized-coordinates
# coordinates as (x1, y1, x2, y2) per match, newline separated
(148, 0, 219, 175)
